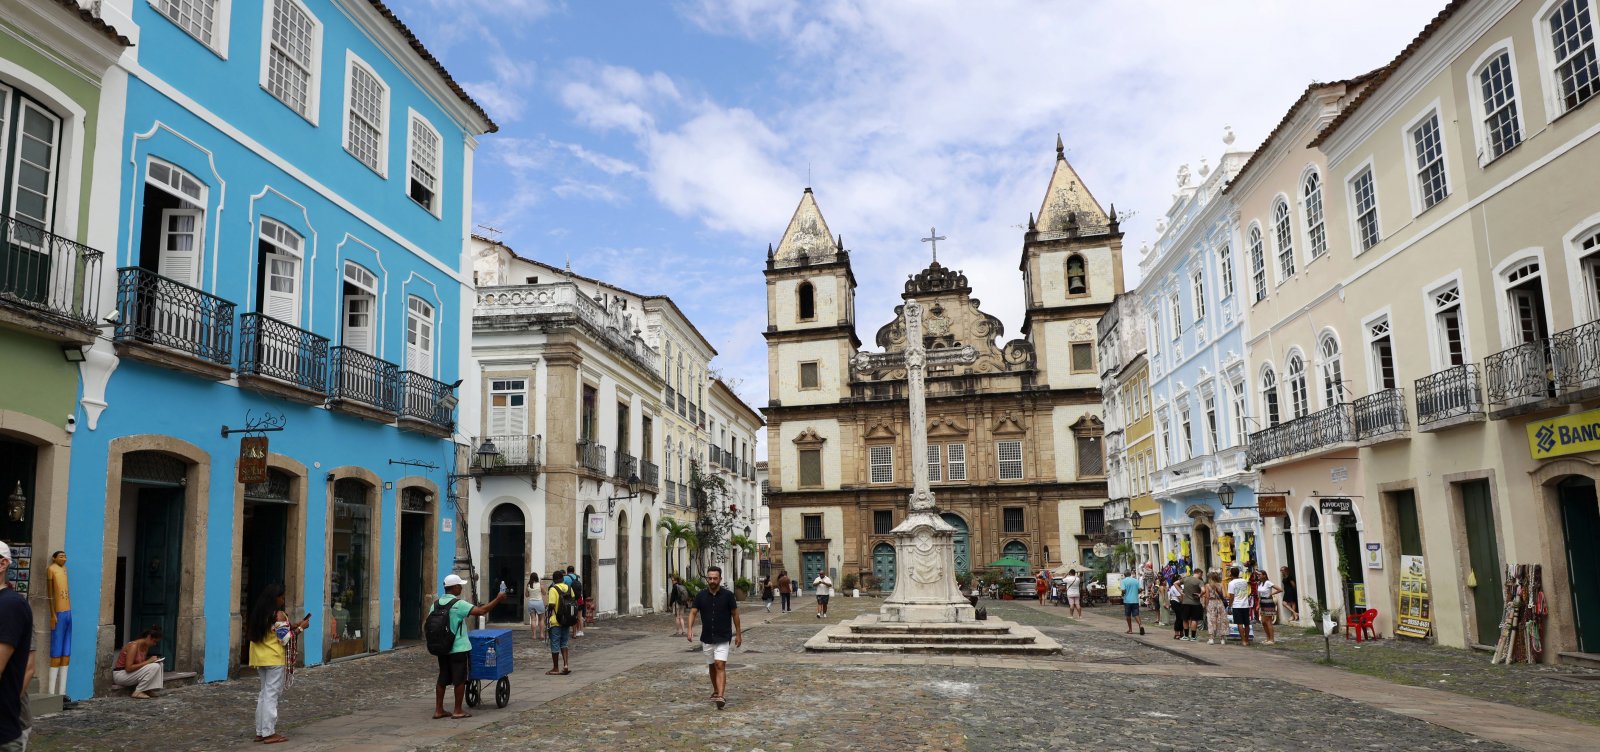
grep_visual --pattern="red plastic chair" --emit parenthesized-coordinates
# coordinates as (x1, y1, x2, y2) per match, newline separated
(1344, 608, 1379, 641)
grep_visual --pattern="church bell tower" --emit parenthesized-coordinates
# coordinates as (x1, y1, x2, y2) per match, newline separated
(764, 188, 860, 408)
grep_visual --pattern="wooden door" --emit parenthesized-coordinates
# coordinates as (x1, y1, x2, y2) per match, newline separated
(1461, 480, 1503, 645)
(133, 487, 183, 670)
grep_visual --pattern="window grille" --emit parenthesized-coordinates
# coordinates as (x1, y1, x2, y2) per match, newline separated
(997, 440, 1023, 480)
(266, 0, 316, 116)
(869, 445, 893, 483)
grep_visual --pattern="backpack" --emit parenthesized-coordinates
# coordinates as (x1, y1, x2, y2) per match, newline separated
(673, 583, 688, 606)
(553, 584, 580, 627)
(424, 597, 461, 656)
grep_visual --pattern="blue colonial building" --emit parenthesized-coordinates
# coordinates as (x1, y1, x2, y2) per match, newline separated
(64, 0, 495, 697)
(1138, 137, 1264, 576)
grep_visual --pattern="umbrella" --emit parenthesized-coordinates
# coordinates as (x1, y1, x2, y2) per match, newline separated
(987, 557, 1030, 569)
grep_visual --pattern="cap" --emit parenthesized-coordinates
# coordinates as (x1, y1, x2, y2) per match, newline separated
(0, 541, 9, 561)
(443, 574, 468, 588)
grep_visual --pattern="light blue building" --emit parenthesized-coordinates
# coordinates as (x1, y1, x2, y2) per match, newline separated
(1138, 139, 1264, 576)
(65, 0, 495, 697)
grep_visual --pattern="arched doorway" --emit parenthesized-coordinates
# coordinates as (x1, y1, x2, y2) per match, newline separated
(1280, 515, 1296, 586)
(121, 451, 188, 669)
(1195, 523, 1214, 573)
(1305, 507, 1328, 607)
(641, 515, 653, 610)
(1557, 477, 1600, 652)
(488, 504, 526, 623)
(941, 513, 969, 575)
(1002, 540, 1028, 577)
(872, 542, 896, 590)
(617, 511, 630, 614)
(583, 505, 598, 611)
(330, 477, 375, 659)
(1335, 514, 1366, 613)
(240, 469, 293, 662)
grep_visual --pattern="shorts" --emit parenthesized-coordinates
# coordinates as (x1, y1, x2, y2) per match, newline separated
(529, 599, 546, 615)
(51, 610, 72, 660)
(1067, 595, 1081, 606)
(436, 652, 469, 687)
(548, 625, 570, 653)
(817, 595, 830, 607)
(1233, 607, 1251, 626)
(1185, 603, 1204, 622)
(702, 641, 731, 663)
(1123, 602, 1140, 618)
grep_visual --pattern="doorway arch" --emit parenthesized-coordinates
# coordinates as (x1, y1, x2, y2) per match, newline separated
(488, 503, 526, 623)
(582, 505, 598, 611)
(329, 474, 379, 659)
(872, 542, 896, 591)
(641, 515, 653, 610)
(1002, 540, 1028, 577)
(941, 513, 969, 575)
(617, 510, 630, 614)
(1304, 506, 1328, 607)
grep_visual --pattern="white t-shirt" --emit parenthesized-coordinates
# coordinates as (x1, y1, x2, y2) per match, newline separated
(813, 576, 833, 596)
(1064, 575, 1081, 596)
(1256, 580, 1277, 603)
(1227, 578, 1252, 609)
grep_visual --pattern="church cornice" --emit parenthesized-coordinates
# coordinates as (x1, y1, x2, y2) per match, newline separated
(1020, 302, 1114, 336)
(760, 385, 1105, 418)
(762, 324, 863, 349)
(765, 479, 1110, 504)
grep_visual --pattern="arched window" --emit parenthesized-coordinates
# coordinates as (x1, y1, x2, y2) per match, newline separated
(1274, 199, 1296, 280)
(1302, 170, 1327, 259)
(1260, 365, 1281, 427)
(1319, 334, 1344, 407)
(1286, 353, 1309, 418)
(1248, 224, 1267, 302)
(1066, 254, 1088, 295)
(797, 280, 816, 320)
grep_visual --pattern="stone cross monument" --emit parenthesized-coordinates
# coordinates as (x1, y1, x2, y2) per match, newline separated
(850, 298, 978, 623)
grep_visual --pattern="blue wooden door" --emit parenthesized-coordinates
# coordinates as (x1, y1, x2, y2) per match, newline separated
(802, 552, 824, 589)
(941, 513, 969, 575)
(872, 543, 896, 590)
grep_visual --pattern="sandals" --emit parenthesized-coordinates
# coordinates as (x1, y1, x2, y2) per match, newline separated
(262, 735, 289, 744)
(560, 668, 571, 675)
(713, 696, 726, 709)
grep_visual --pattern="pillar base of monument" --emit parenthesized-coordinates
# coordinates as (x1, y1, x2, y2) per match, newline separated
(804, 614, 1061, 655)
(878, 601, 976, 624)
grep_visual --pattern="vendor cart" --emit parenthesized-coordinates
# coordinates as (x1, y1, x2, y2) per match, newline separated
(465, 628, 513, 709)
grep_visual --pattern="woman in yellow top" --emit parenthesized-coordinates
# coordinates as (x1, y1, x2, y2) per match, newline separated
(247, 584, 310, 744)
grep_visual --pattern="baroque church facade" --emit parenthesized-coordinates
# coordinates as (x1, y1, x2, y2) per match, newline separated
(763, 140, 1123, 588)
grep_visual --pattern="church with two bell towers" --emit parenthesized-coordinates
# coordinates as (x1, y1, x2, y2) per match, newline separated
(762, 138, 1123, 589)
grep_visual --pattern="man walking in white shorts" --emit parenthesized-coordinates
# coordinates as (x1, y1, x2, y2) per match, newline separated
(687, 566, 742, 709)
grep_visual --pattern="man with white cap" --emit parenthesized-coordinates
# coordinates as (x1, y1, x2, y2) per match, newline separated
(430, 574, 505, 720)
(0, 541, 36, 752)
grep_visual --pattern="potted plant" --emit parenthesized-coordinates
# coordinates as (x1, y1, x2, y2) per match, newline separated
(734, 577, 753, 600)
(841, 573, 859, 597)
(861, 573, 882, 594)
(1000, 580, 1016, 600)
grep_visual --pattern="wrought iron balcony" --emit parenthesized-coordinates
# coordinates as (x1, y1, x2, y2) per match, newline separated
(615, 450, 637, 482)
(328, 346, 399, 413)
(1352, 388, 1408, 441)
(0, 216, 102, 333)
(1247, 403, 1355, 466)
(1415, 364, 1484, 428)
(472, 435, 540, 475)
(397, 370, 453, 432)
(114, 267, 234, 366)
(577, 440, 608, 475)
(640, 459, 660, 488)
(1484, 339, 1555, 413)
(1552, 320, 1600, 399)
(238, 313, 329, 396)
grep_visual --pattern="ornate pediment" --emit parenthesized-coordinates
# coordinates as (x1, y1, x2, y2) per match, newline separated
(864, 420, 898, 440)
(1070, 414, 1103, 435)
(1186, 504, 1215, 519)
(904, 261, 970, 297)
(992, 413, 1028, 436)
(928, 416, 969, 437)
(792, 428, 826, 447)
(862, 297, 1035, 381)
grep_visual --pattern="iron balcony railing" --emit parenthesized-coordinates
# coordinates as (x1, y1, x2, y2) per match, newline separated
(472, 435, 540, 473)
(328, 346, 399, 412)
(640, 459, 660, 487)
(238, 313, 329, 394)
(114, 267, 234, 365)
(1247, 403, 1355, 465)
(615, 450, 637, 482)
(1415, 364, 1484, 427)
(1352, 388, 1408, 440)
(1484, 339, 1555, 410)
(398, 370, 453, 429)
(577, 440, 608, 475)
(1552, 320, 1600, 395)
(0, 216, 102, 326)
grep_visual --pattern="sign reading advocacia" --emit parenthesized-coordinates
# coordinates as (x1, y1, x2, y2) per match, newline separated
(1527, 408, 1600, 460)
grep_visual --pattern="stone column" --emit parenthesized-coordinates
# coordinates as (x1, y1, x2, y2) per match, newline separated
(542, 341, 584, 575)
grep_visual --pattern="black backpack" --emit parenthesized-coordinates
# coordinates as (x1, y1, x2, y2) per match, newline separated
(425, 597, 461, 656)
(553, 584, 580, 627)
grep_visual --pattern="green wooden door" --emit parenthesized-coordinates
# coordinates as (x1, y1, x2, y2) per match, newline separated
(1559, 478, 1600, 652)
(941, 513, 969, 575)
(133, 487, 183, 670)
(802, 552, 824, 588)
(872, 543, 896, 590)
(1461, 480, 1503, 645)
(398, 514, 425, 640)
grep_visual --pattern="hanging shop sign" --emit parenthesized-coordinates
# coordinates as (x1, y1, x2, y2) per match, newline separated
(1395, 554, 1432, 638)
(1319, 498, 1354, 516)
(586, 513, 606, 539)
(1364, 542, 1384, 570)
(237, 436, 269, 485)
(1527, 407, 1600, 460)
(1258, 495, 1288, 517)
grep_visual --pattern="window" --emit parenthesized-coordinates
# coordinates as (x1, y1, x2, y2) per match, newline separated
(874, 510, 893, 534)
(869, 445, 893, 483)
(1547, 0, 1599, 112)
(405, 296, 434, 376)
(797, 448, 821, 487)
(1433, 284, 1467, 367)
(1580, 230, 1600, 321)
(1303, 170, 1327, 259)
(946, 444, 967, 481)
(1204, 395, 1219, 453)
(341, 262, 376, 353)
(1230, 380, 1248, 445)
(263, 0, 318, 119)
(1082, 508, 1105, 536)
(799, 361, 819, 389)
(997, 440, 1023, 480)
(1073, 422, 1103, 476)
(1369, 317, 1397, 390)
(1261, 366, 1281, 426)
(1410, 112, 1449, 210)
(1066, 254, 1087, 295)
(1319, 334, 1344, 407)
(1158, 415, 1171, 463)
(1, 91, 62, 232)
(344, 57, 388, 175)
(1287, 354, 1309, 418)
(489, 379, 527, 436)
(1169, 294, 1181, 338)
(143, 159, 207, 287)
(802, 514, 823, 540)
(408, 114, 441, 214)
(797, 281, 816, 320)
(1477, 50, 1523, 159)
(1349, 167, 1380, 251)
(1071, 342, 1095, 373)
(1191, 270, 1206, 320)
(580, 384, 597, 442)
(1147, 315, 1161, 357)
(1003, 507, 1025, 533)
(928, 444, 942, 482)
(1249, 225, 1267, 301)
(1178, 406, 1192, 460)
(1218, 244, 1235, 299)
(257, 218, 303, 325)
(155, 0, 222, 49)
(1273, 199, 1295, 280)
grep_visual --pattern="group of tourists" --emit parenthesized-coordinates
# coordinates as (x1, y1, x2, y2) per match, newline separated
(1121, 565, 1297, 646)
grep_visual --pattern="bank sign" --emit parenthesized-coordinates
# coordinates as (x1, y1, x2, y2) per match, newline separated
(1527, 408, 1600, 460)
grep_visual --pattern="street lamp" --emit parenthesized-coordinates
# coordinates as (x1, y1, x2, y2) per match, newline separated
(1217, 483, 1257, 511)
(607, 473, 642, 515)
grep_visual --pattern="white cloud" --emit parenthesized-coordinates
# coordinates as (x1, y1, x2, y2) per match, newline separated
(551, 178, 625, 203)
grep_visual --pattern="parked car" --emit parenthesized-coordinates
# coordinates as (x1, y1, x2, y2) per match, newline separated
(1012, 576, 1037, 598)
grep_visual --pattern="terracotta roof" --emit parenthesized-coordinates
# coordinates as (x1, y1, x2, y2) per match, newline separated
(1225, 68, 1382, 192)
(54, 0, 132, 46)
(1308, 0, 1469, 148)
(364, 0, 498, 133)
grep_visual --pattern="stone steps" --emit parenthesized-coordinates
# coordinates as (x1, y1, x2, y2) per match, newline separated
(830, 633, 1042, 645)
(805, 616, 1063, 656)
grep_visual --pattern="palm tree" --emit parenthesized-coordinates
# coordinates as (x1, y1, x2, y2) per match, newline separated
(730, 534, 757, 583)
(657, 518, 696, 580)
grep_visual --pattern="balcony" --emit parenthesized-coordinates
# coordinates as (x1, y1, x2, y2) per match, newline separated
(1552, 320, 1600, 404)
(1247, 403, 1354, 467)
(577, 440, 608, 476)
(475, 283, 658, 373)
(327, 346, 399, 420)
(1484, 340, 1557, 418)
(1414, 364, 1484, 431)
(615, 450, 637, 483)
(1352, 388, 1408, 443)
(640, 459, 660, 489)
(396, 370, 454, 437)
(237, 313, 328, 404)
(114, 267, 235, 380)
(471, 435, 540, 478)
(0, 216, 102, 343)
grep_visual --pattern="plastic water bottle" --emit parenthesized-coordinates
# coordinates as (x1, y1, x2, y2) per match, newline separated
(500, 580, 508, 594)
(485, 643, 497, 668)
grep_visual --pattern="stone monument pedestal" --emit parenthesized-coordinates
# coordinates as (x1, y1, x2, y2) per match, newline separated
(877, 510, 974, 624)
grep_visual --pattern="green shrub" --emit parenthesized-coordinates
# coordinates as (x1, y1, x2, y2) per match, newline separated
(684, 577, 708, 598)
(841, 573, 859, 591)
(735, 577, 754, 594)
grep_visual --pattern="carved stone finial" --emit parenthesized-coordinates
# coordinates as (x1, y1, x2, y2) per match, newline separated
(1055, 133, 1064, 159)
(1198, 157, 1211, 178)
(1027, 212, 1036, 231)
(1176, 163, 1191, 188)
(767, 243, 774, 260)
(1223, 125, 1236, 146)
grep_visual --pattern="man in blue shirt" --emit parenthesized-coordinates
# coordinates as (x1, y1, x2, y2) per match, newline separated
(1120, 570, 1144, 635)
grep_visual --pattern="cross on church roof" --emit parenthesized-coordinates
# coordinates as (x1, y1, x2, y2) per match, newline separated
(921, 227, 946, 263)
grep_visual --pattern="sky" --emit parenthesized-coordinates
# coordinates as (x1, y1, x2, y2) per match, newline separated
(393, 0, 1446, 451)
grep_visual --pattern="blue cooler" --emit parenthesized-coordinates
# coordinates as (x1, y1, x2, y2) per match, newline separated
(468, 629, 514, 681)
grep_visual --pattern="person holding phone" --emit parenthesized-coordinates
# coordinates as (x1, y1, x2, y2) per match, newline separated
(247, 584, 311, 744)
(111, 625, 165, 698)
